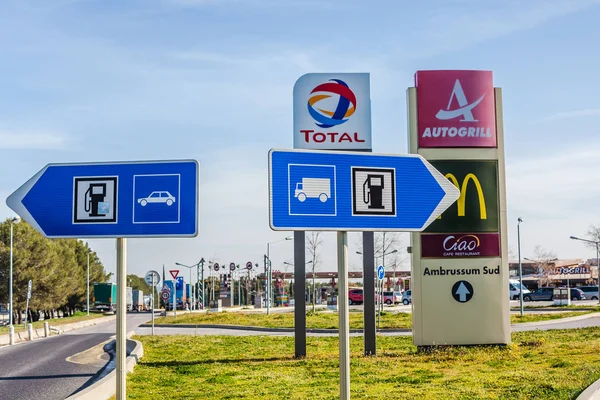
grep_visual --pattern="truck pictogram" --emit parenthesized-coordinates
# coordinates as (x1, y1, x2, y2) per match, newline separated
(294, 178, 331, 203)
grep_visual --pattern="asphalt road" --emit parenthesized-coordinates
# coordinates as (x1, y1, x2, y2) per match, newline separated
(0, 313, 151, 400)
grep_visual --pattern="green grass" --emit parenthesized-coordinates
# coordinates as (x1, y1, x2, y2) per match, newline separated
(511, 311, 595, 324)
(0, 311, 107, 334)
(155, 311, 413, 330)
(125, 329, 600, 399)
(153, 310, 598, 330)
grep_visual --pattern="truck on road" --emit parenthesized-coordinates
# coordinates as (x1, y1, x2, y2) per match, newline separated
(93, 283, 117, 313)
(132, 289, 144, 312)
(126, 287, 133, 312)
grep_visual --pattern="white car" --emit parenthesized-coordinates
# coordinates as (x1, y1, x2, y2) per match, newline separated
(137, 191, 176, 206)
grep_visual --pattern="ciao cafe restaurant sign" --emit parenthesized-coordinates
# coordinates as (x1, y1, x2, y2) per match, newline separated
(421, 233, 500, 258)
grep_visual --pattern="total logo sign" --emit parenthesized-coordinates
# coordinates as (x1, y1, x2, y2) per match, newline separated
(421, 232, 500, 258)
(415, 70, 497, 148)
(293, 73, 372, 150)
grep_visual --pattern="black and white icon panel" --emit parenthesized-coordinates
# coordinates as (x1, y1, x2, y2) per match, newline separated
(73, 177, 117, 223)
(352, 167, 395, 216)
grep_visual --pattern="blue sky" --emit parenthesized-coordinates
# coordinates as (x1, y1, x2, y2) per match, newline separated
(1, 0, 600, 279)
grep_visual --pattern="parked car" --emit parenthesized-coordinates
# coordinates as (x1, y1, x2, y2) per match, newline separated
(523, 287, 554, 301)
(570, 287, 586, 301)
(348, 289, 363, 305)
(578, 286, 599, 300)
(402, 290, 412, 305)
(383, 291, 402, 305)
(509, 279, 531, 300)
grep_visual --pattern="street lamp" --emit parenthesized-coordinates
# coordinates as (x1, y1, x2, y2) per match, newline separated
(266, 236, 293, 315)
(517, 218, 524, 316)
(87, 246, 93, 316)
(570, 235, 600, 304)
(9, 216, 21, 331)
(176, 261, 203, 311)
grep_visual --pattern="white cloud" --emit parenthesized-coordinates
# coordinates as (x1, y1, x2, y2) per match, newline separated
(407, 0, 600, 58)
(0, 130, 68, 150)
(542, 108, 600, 121)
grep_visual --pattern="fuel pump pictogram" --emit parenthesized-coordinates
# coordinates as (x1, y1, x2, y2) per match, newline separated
(363, 174, 385, 209)
(352, 167, 395, 216)
(73, 177, 117, 223)
(84, 183, 107, 217)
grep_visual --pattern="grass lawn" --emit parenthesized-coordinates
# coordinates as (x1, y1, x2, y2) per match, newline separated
(125, 329, 600, 399)
(0, 311, 107, 334)
(153, 310, 598, 330)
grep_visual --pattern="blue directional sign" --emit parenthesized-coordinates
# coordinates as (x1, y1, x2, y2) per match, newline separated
(377, 265, 385, 280)
(7, 160, 199, 238)
(269, 149, 459, 231)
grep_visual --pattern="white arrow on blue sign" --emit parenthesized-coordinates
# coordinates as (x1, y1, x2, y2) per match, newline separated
(6, 160, 199, 238)
(269, 149, 459, 231)
(377, 265, 385, 280)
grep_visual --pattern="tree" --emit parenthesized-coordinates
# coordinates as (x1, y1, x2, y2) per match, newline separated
(306, 232, 323, 312)
(0, 220, 109, 323)
(355, 232, 404, 291)
(586, 225, 600, 244)
(531, 245, 558, 287)
(127, 274, 152, 293)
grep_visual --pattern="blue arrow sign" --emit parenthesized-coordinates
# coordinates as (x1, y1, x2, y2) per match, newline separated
(377, 265, 385, 280)
(269, 149, 459, 231)
(7, 160, 198, 238)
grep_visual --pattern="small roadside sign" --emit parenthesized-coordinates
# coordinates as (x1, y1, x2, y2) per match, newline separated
(27, 280, 32, 299)
(145, 270, 160, 286)
(169, 270, 179, 280)
(246, 261, 253, 270)
(377, 265, 385, 280)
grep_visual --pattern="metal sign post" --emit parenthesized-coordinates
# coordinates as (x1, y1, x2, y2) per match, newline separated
(173, 280, 176, 319)
(145, 270, 160, 336)
(377, 266, 384, 329)
(337, 232, 350, 400)
(116, 238, 127, 400)
(151, 275, 155, 334)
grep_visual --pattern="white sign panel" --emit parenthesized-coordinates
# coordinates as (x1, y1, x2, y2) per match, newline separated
(293, 73, 372, 150)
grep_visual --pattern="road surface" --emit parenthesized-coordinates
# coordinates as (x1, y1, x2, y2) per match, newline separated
(0, 313, 151, 400)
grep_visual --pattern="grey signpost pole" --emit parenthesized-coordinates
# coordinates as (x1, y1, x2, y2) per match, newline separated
(116, 238, 127, 400)
(87, 251, 90, 316)
(363, 232, 376, 355)
(173, 280, 176, 319)
(151, 274, 155, 335)
(338, 232, 350, 400)
(294, 231, 306, 357)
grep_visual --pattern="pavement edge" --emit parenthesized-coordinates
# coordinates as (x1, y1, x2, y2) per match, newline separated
(577, 377, 600, 400)
(65, 331, 143, 400)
